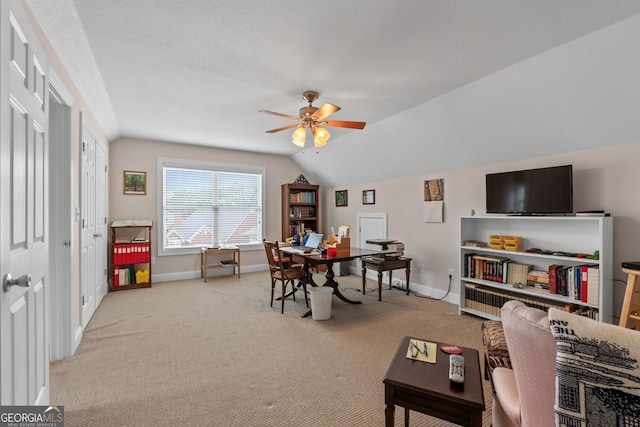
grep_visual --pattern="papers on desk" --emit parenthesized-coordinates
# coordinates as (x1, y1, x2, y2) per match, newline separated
(406, 339, 437, 364)
(280, 246, 319, 255)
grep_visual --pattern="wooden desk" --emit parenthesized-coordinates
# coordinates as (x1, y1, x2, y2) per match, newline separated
(201, 247, 240, 281)
(361, 256, 411, 301)
(280, 247, 382, 311)
(384, 336, 485, 427)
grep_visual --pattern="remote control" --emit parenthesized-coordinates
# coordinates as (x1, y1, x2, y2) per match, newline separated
(449, 354, 464, 383)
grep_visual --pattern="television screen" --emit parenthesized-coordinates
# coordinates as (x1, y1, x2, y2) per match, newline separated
(486, 165, 573, 214)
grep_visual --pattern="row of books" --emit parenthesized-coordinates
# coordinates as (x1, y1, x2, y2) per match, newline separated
(287, 223, 313, 237)
(463, 253, 600, 304)
(289, 191, 316, 203)
(113, 243, 150, 265)
(114, 265, 137, 287)
(549, 264, 599, 305)
(289, 205, 316, 219)
(463, 253, 533, 286)
(464, 283, 599, 320)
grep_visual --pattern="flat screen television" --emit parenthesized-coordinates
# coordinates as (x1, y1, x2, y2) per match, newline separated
(486, 165, 573, 215)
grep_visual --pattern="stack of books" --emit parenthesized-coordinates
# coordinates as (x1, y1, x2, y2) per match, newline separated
(527, 270, 549, 291)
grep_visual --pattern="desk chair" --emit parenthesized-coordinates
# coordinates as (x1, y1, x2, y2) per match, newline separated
(263, 240, 308, 314)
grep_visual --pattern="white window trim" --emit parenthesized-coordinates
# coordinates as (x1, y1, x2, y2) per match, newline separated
(157, 157, 266, 256)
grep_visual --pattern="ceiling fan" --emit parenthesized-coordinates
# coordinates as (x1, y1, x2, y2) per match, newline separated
(259, 90, 366, 148)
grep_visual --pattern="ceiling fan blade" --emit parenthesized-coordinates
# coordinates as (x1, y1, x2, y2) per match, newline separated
(324, 120, 367, 130)
(258, 110, 300, 121)
(312, 103, 341, 120)
(265, 124, 299, 133)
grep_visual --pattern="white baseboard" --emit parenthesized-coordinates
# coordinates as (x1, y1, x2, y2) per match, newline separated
(74, 326, 83, 354)
(356, 266, 458, 305)
(152, 264, 269, 283)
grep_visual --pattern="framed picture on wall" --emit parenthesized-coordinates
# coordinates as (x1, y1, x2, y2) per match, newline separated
(362, 189, 375, 205)
(335, 190, 348, 207)
(123, 171, 146, 195)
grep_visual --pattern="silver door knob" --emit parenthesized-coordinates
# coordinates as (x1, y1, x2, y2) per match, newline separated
(3, 273, 32, 292)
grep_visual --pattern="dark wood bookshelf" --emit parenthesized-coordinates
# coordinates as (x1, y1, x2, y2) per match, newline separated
(281, 181, 320, 241)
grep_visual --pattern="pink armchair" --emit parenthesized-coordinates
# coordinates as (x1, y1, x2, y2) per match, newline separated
(491, 300, 556, 427)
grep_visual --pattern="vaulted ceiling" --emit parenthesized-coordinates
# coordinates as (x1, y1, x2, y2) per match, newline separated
(25, 1, 640, 186)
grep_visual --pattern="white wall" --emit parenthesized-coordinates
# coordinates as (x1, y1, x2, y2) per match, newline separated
(323, 143, 640, 323)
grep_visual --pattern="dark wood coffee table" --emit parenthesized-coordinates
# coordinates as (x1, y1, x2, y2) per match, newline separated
(383, 336, 485, 426)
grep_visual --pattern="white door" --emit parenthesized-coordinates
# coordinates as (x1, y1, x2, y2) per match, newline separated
(80, 117, 107, 328)
(94, 142, 108, 301)
(0, 0, 50, 404)
(357, 213, 387, 274)
(80, 120, 96, 328)
(357, 213, 388, 249)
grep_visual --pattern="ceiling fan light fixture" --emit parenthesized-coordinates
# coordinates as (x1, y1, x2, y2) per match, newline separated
(314, 127, 330, 148)
(262, 91, 365, 149)
(292, 126, 306, 147)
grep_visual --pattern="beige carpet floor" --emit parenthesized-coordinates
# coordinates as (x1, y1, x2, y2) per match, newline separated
(50, 272, 493, 426)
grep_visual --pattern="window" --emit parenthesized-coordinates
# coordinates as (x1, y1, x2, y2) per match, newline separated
(158, 158, 264, 255)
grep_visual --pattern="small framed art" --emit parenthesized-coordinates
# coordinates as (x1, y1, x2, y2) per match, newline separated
(123, 171, 146, 195)
(335, 190, 348, 207)
(362, 189, 375, 205)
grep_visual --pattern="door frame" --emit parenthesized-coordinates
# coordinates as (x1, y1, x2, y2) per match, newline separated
(48, 69, 78, 360)
(356, 212, 387, 275)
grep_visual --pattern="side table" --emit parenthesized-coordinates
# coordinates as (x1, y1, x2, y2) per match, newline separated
(383, 336, 485, 426)
(362, 257, 411, 301)
(201, 247, 240, 281)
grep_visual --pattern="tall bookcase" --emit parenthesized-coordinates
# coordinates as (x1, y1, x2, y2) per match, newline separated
(110, 220, 152, 291)
(459, 215, 613, 323)
(281, 177, 320, 240)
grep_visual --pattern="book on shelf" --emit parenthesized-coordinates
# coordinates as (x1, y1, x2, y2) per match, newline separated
(548, 265, 558, 294)
(527, 270, 549, 290)
(289, 191, 316, 203)
(472, 254, 510, 282)
(580, 265, 589, 303)
(567, 266, 575, 299)
(527, 280, 549, 291)
(587, 266, 599, 306)
(527, 270, 549, 283)
(507, 263, 533, 287)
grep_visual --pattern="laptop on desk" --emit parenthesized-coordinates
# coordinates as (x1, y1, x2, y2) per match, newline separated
(290, 233, 323, 252)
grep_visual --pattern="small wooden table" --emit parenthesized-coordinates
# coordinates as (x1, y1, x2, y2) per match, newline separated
(201, 247, 240, 281)
(362, 257, 411, 301)
(383, 336, 485, 426)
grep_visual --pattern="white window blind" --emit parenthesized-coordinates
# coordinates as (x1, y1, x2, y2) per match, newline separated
(159, 159, 264, 254)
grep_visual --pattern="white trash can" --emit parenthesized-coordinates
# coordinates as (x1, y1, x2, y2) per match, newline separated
(308, 287, 333, 320)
